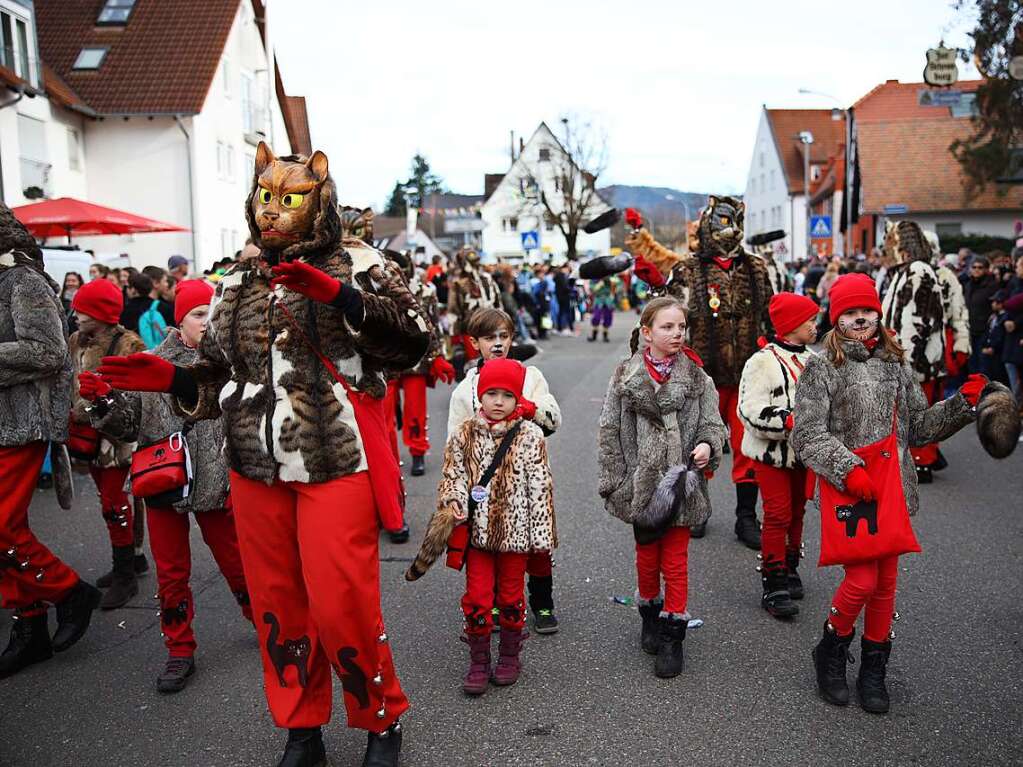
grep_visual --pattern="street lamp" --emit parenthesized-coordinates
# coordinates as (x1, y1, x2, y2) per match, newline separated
(797, 131, 814, 262)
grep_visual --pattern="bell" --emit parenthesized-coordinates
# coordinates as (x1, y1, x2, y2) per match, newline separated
(754, 565, 762, 572)
(755, 553, 763, 560)
(889, 629, 896, 640)
(5, 546, 16, 558)
(829, 606, 839, 615)
(35, 569, 44, 582)
(892, 611, 901, 622)
(825, 621, 835, 633)
(372, 674, 383, 686)
(375, 707, 386, 719)
(377, 632, 388, 643)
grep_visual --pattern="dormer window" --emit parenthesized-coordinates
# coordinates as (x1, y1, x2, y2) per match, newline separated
(97, 0, 137, 26)
(73, 47, 108, 70)
(538, 148, 551, 162)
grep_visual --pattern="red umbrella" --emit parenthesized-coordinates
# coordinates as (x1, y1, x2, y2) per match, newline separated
(11, 197, 188, 243)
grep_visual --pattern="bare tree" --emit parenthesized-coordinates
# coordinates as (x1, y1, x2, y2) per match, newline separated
(510, 117, 610, 261)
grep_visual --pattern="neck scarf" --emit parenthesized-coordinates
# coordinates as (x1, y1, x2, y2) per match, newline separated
(644, 347, 677, 384)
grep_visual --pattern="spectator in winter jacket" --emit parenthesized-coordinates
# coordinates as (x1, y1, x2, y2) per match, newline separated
(964, 256, 1000, 373)
(982, 291, 1010, 384)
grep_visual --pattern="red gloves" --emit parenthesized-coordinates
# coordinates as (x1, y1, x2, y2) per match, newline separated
(429, 356, 456, 385)
(98, 353, 176, 393)
(783, 411, 794, 431)
(78, 371, 111, 402)
(959, 373, 988, 407)
(270, 260, 341, 304)
(844, 466, 877, 501)
(633, 255, 665, 288)
(514, 398, 537, 422)
(624, 207, 643, 229)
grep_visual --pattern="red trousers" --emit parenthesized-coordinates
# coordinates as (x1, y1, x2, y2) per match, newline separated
(717, 386, 756, 484)
(635, 526, 691, 614)
(828, 555, 899, 642)
(147, 505, 251, 657)
(398, 374, 430, 457)
(0, 443, 79, 613)
(754, 461, 807, 566)
(461, 547, 528, 635)
(229, 470, 409, 731)
(911, 379, 943, 467)
(88, 465, 134, 547)
(383, 380, 401, 463)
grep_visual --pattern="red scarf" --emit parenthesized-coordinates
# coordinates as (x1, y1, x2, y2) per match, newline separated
(712, 255, 735, 271)
(643, 347, 704, 383)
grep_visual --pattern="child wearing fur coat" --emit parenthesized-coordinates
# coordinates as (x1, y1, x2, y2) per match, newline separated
(791, 273, 986, 714)
(410, 357, 555, 695)
(737, 293, 819, 618)
(598, 297, 726, 678)
(447, 308, 562, 634)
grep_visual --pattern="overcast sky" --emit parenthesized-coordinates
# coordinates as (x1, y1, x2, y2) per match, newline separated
(271, 0, 978, 210)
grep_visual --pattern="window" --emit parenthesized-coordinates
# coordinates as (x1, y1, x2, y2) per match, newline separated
(15, 18, 28, 79)
(1, 9, 35, 83)
(544, 213, 557, 232)
(18, 114, 49, 197)
(221, 229, 232, 260)
(760, 173, 765, 193)
(810, 164, 822, 181)
(97, 0, 137, 26)
(73, 48, 108, 70)
(67, 128, 81, 171)
(759, 151, 765, 168)
(538, 148, 550, 162)
(216, 142, 235, 181)
(935, 222, 962, 239)
(770, 169, 775, 190)
(222, 57, 232, 98)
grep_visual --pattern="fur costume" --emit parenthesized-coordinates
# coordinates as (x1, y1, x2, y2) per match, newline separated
(90, 329, 229, 512)
(626, 197, 774, 387)
(402, 267, 443, 377)
(975, 381, 1020, 459)
(598, 350, 726, 528)
(448, 248, 500, 336)
(737, 340, 814, 468)
(70, 324, 146, 468)
(447, 363, 561, 438)
(0, 207, 74, 508)
(790, 338, 975, 516)
(435, 415, 555, 554)
(177, 159, 430, 486)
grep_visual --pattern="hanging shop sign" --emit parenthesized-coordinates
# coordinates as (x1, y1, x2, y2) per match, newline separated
(923, 45, 959, 87)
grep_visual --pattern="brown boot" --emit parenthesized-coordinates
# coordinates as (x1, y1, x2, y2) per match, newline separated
(461, 633, 491, 695)
(100, 545, 138, 610)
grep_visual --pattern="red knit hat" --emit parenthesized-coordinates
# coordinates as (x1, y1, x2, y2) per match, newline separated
(477, 357, 526, 401)
(769, 292, 819, 338)
(71, 278, 123, 325)
(174, 279, 214, 324)
(828, 273, 882, 324)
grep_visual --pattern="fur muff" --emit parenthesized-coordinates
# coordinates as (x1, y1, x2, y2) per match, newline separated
(976, 381, 1021, 459)
(633, 464, 701, 545)
(405, 502, 460, 580)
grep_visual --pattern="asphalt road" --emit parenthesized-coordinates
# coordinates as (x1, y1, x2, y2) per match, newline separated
(2, 326, 1021, 767)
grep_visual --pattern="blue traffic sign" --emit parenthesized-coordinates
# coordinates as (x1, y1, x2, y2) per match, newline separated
(809, 215, 832, 239)
(521, 230, 539, 250)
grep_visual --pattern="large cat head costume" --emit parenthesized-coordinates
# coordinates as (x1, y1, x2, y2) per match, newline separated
(697, 195, 745, 258)
(883, 220, 932, 265)
(339, 206, 375, 245)
(245, 141, 340, 261)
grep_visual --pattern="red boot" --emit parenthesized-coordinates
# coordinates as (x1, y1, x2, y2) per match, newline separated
(492, 627, 526, 686)
(461, 634, 491, 695)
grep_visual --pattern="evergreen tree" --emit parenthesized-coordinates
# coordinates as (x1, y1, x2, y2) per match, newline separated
(383, 154, 446, 216)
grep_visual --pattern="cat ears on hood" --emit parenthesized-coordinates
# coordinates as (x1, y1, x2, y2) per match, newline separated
(254, 140, 329, 183)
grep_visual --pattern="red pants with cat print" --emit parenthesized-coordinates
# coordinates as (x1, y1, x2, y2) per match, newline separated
(0, 443, 80, 613)
(147, 504, 251, 658)
(229, 470, 409, 732)
(88, 465, 134, 547)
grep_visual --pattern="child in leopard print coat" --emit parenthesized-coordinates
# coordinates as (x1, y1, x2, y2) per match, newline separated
(431, 357, 555, 696)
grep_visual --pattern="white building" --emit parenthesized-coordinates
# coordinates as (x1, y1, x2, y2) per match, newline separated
(481, 122, 611, 263)
(743, 107, 845, 262)
(0, 0, 311, 273)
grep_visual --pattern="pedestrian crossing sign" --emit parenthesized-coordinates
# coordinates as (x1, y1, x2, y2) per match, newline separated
(810, 215, 832, 239)
(521, 230, 539, 250)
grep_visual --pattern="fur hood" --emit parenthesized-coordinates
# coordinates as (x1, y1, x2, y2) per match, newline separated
(791, 338, 975, 516)
(598, 351, 726, 528)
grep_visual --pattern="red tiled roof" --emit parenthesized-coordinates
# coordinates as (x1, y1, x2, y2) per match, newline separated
(853, 79, 983, 122)
(857, 118, 1022, 213)
(42, 63, 94, 116)
(34, 0, 239, 115)
(0, 63, 41, 94)
(766, 109, 846, 194)
(274, 63, 312, 156)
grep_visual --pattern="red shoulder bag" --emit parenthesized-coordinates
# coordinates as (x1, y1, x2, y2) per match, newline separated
(130, 430, 193, 507)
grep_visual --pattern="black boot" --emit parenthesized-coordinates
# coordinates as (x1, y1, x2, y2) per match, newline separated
(602, 329, 610, 343)
(587, 329, 598, 342)
(915, 465, 933, 484)
(156, 654, 196, 694)
(786, 550, 804, 600)
(387, 522, 410, 544)
(527, 575, 559, 634)
(51, 580, 102, 652)
(812, 622, 854, 706)
(637, 599, 662, 655)
(363, 722, 402, 767)
(654, 614, 686, 678)
(689, 521, 707, 538)
(857, 637, 892, 714)
(410, 454, 426, 476)
(277, 727, 326, 767)
(932, 449, 948, 472)
(0, 610, 53, 679)
(96, 552, 149, 588)
(761, 562, 798, 619)
(100, 545, 138, 610)
(733, 484, 761, 550)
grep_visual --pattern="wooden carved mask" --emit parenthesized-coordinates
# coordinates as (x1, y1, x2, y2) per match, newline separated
(251, 141, 329, 252)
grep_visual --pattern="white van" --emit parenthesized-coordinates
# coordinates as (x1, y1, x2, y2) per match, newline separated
(41, 247, 129, 287)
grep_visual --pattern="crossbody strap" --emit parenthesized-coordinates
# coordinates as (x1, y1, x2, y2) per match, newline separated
(469, 422, 522, 514)
(105, 330, 124, 358)
(275, 299, 356, 398)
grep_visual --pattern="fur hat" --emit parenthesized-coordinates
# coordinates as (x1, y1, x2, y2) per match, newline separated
(478, 358, 526, 401)
(71, 278, 123, 324)
(174, 279, 214, 324)
(976, 381, 1021, 459)
(0, 202, 41, 261)
(769, 292, 819, 338)
(828, 273, 882, 324)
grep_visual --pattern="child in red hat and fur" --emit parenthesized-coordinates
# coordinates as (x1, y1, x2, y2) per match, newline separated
(738, 292, 819, 618)
(407, 357, 555, 696)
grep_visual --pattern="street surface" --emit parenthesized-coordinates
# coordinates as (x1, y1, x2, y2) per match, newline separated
(2, 328, 1021, 767)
